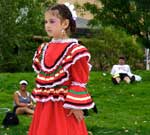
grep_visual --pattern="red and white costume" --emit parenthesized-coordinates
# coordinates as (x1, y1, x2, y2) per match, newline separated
(28, 39, 94, 135)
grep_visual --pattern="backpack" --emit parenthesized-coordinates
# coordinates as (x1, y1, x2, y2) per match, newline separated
(2, 111, 19, 127)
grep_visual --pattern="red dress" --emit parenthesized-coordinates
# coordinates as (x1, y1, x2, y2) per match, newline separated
(28, 39, 94, 135)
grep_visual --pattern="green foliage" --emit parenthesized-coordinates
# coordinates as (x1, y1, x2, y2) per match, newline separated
(83, 0, 150, 48)
(0, 0, 55, 72)
(1, 26, 144, 72)
(81, 26, 144, 71)
(2, 41, 40, 72)
(0, 71, 150, 135)
(0, 0, 146, 72)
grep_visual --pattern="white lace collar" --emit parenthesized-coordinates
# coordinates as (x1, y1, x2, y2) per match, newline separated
(50, 38, 78, 43)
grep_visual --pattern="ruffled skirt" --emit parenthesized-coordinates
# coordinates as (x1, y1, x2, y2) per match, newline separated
(28, 101, 88, 135)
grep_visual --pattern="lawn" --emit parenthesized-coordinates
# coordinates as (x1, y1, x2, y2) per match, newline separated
(0, 71, 150, 135)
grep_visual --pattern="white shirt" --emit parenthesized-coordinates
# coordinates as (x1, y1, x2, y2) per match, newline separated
(110, 64, 133, 77)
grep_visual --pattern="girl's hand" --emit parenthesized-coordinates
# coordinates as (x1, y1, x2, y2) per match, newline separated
(67, 109, 84, 123)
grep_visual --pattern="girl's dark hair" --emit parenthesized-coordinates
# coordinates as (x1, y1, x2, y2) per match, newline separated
(46, 4, 76, 34)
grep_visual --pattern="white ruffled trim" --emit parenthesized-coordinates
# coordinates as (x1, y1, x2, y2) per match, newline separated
(34, 97, 65, 102)
(32, 64, 40, 74)
(51, 38, 78, 43)
(63, 52, 91, 71)
(36, 52, 91, 88)
(32, 43, 46, 74)
(40, 42, 77, 73)
(71, 81, 86, 88)
(88, 63, 92, 71)
(36, 70, 70, 88)
(63, 102, 95, 110)
(35, 41, 92, 88)
(32, 50, 39, 73)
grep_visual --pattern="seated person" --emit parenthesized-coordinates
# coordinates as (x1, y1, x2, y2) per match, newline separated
(110, 56, 135, 84)
(13, 80, 34, 115)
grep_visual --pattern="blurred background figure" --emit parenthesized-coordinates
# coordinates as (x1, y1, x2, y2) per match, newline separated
(111, 56, 135, 84)
(13, 80, 34, 115)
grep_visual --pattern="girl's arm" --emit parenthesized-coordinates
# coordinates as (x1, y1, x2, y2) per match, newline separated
(64, 57, 94, 110)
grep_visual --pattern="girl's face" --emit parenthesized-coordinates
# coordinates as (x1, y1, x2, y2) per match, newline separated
(44, 11, 68, 39)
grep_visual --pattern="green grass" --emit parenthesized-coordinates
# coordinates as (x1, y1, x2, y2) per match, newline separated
(0, 71, 150, 135)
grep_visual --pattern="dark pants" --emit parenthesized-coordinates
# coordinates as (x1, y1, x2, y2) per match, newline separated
(112, 73, 135, 84)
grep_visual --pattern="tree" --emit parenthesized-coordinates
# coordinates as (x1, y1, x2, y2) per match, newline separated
(83, 0, 150, 47)
(0, 0, 55, 72)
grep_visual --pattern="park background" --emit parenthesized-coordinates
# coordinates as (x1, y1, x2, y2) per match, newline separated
(0, 0, 150, 135)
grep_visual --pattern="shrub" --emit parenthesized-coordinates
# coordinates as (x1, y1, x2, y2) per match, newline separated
(0, 26, 144, 72)
(0, 40, 39, 72)
(80, 26, 144, 71)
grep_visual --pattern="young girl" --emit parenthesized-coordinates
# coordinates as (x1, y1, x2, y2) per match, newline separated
(28, 3, 94, 135)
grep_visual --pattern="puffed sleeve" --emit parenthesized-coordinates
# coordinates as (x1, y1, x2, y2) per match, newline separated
(32, 43, 45, 73)
(63, 57, 95, 110)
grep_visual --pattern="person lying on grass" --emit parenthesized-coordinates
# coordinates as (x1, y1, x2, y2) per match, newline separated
(13, 80, 34, 115)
